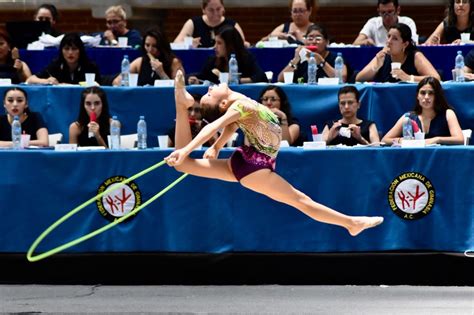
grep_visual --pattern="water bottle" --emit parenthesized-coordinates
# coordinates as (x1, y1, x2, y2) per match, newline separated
(455, 51, 465, 82)
(137, 116, 147, 150)
(402, 114, 414, 140)
(307, 53, 317, 85)
(110, 115, 121, 149)
(334, 52, 344, 84)
(228, 53, 239, 85)
(11, 115, 21, 150)
(121, 55, 130, 86)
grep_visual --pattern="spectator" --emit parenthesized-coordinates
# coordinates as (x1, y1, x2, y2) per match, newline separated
(356, 23, 439, 83)
(425, 0, 473, 45)
(0, 30, 32, 83)
(382, 77, 464, 145)
(100, 5, 142, 48)
(34, 3, 61, 37)
(463, 48, 474, 80)
(261, 0, 316, 45)
(353, 0, 417, 46)
(174, 0, 250, 48)
(278, 24, 351, 83)
(322, 86, 380, 146)
(258, 85, 305, 146)
(27, 33, 101, 85)
(188, 26, 267, 85)
(113, 29, 184, 86)
(167, 94, 217, 147)
(0, 87, 49, 147)
(69, 86, 111, 147)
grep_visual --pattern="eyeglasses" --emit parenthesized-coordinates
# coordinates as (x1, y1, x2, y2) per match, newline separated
(261, 97, 280, 102)
(305, 35, 323, 41)
(106, 19, 122, 25)
(379, 10, 396, 17)
(455, 0, 470, 4)
(291, 8, 308, 14)
(419, 90, 434, 96)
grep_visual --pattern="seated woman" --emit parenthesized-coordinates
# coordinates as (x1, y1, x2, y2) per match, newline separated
(0, 87, 49, 147)
(463, 48, 474, 80)
(34, 3, 62, 37)
(356, 23, 440, 83)
(112, 29, 184, 86)
(382, 77, 464, 145)
(425, 0, 473, 45)
(322, 86, 380, 146)
(277, 24, 350, 83)
(69, 86, 111, 147)
(99, 5, 142, 48)
(188, 26, 267, 85)
(261, 0, 315, 45)
(258, 85, 305, 146)
(167, 94, 218, 147)
(27, 33, 101, 85)
(174, 0, 249, 48)
(0, 30, 32, 83)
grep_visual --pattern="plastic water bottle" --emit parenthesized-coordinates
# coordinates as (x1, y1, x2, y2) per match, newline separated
(307, 52, 317, 85)
(228, 53, 239, 85)
(402, 114, 414, 140)
(334, 52, 344, 84)
(121, 55, 130, 86)
(137, 116, 147, 149)
(11, 115, 21, 150)
(110, 115, 121, 149)
(455, 50, 465, 82)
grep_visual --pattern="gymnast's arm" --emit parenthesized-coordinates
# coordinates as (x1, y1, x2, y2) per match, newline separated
(204, 123, 239, 159)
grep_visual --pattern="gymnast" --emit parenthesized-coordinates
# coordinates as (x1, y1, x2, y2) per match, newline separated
(165, 70, 383, 236)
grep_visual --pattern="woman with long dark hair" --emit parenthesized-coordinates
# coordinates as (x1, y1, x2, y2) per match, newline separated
(113, 28, 184, 86)
(258, 85, 305, 146)
(0, 30, 32, 83)
(0, 87, 49, 147)
(69, 86, 111, 147)
(382, 77, 464, 145)
(27, 33, 101, 85)
(188, 25, 267, 84)
(425, 0, 474, 44)
(356, 23, 439, 83)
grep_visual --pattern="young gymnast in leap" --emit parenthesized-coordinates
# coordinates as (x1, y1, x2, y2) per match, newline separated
(165, 70, 383, 236)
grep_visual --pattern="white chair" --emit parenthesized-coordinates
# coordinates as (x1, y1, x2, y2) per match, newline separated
(48, 133, 63, 145)
(120, 133, 138, 149)
(462, 129, 472, 146)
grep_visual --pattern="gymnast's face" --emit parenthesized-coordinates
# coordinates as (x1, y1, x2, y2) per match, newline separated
(201, 83, 228, 110)
(4, 90, 27, 117)
(84, 93, 103, 118)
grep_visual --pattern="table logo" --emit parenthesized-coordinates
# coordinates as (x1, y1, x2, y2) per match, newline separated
(388, 172, 435, 220)
(96, 175, 142, 222)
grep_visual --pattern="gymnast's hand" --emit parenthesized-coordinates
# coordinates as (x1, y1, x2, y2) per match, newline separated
(164, 148, 188, 166)
(203, 146, 220, 159)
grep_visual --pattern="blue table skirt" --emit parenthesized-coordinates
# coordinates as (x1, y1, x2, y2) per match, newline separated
(0, 147, 472, 254)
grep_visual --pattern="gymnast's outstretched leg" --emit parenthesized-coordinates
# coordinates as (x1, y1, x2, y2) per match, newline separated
(240, 169, 383, 236)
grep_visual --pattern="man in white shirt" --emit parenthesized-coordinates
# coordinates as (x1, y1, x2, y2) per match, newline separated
(353, 0, 417, 46)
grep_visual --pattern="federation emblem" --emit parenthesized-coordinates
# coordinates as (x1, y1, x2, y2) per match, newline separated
(96, 175, 142, 222)
(388, 172, 435, 220)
